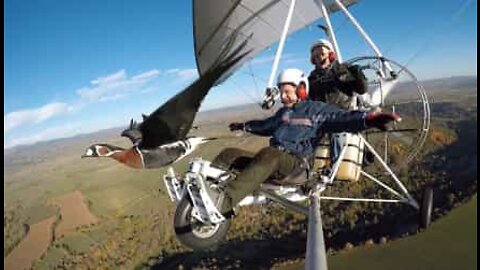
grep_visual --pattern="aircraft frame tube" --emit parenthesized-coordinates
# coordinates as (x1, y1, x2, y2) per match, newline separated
(267, 0, 297, 88)
(327, 133, 349, 184)
(332, 0, 394, 73)
(259, 188, 309, 215)
(305, 193, 328, 270)
(333, 0, 382, 57)
(360, 134, 420, 209)
(315, 0, 343, 63)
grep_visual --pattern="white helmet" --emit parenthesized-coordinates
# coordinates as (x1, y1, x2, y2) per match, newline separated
(277, 68, 309, 100)
(310, 38, 333, 52)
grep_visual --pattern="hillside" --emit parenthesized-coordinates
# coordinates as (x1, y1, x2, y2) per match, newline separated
(3, 76, 477, 270)
(275, 195, 477, 270)
(4, 76, 476, 155)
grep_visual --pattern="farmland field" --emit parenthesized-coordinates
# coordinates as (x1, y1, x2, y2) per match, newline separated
(4, 78, 477, 269)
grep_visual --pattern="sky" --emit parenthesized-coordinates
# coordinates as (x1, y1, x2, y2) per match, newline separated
(4, 0, 477, 149)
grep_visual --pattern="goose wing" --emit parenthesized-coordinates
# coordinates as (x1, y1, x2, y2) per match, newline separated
(135, 41, 249, 149)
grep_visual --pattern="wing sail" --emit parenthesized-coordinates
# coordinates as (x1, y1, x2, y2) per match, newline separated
(193, 0, 358, 78)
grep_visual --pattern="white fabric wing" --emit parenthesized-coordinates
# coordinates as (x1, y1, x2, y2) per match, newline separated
(193, 0, 358, 81)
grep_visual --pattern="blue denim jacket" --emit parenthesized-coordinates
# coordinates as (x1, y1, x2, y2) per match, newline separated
(244, 100, 367, 156)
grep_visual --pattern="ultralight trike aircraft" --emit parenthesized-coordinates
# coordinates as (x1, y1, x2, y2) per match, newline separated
(162, 0, 432, 268)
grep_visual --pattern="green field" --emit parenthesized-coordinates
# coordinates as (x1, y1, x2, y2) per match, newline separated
(4, 84, 477, 269)
(277, 195, 477, 270)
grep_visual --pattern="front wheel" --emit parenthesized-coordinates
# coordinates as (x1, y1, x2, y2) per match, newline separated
(174, 196, 230, 251)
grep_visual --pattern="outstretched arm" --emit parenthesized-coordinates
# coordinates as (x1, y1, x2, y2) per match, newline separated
(312, 102, 399, 133)
(229, 109, 284, 136)
(315, 107, 367, 133)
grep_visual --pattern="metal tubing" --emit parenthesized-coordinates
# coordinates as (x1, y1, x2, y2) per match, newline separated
(315, 0, 343, 63)
(360, 170, 406, 200)
(305, 194, 328, 270)
(332, 0, 382, 57)
(259, 188, 308, 215)
(267, 0, 297, 87)
(332, 0, 394, 73)
(360, 135, 419, 209)
(328, 133, 349, 183)
(319, 196, 406, 203)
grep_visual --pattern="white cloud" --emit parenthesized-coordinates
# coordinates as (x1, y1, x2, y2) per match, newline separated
(65, 102, 85, 114)
(165, 68, 180, 74)
(250, 55, 276, 66)
(132, 70, 161, 81)
(4, 69, 161, 134)
(91, 70, 127, 85)
(3, 66, 200, 140)
(77, 69, 160, 101)
(250, 53, 299, 66)
(4, 102, 69, 133)
(3, 116, 131, 149)
(4, 123, 81, 149)
(140, 87, 158, 94)
(98, 93, 128, 102)
(283, 57, 303, 65)
(165, 68, 198, 84)
(177, 69, 198, 82)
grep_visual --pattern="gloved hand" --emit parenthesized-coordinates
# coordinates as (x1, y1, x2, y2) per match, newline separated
(365, 112, 401, 131)
(229, 122, 244, 132)
(347, 64, 365, 80)
(346, 64, 368, 94)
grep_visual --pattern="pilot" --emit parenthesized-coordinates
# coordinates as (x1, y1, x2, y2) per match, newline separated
(308, 39, 371, 165)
